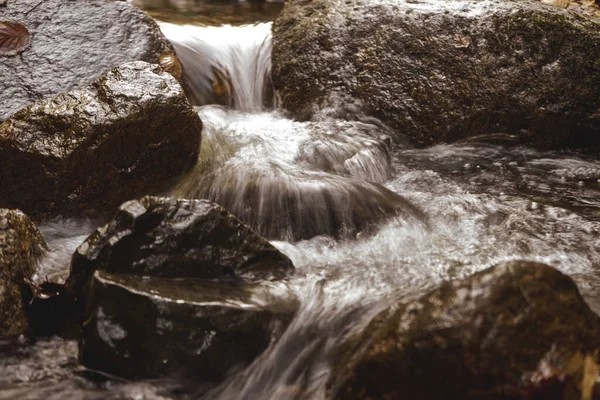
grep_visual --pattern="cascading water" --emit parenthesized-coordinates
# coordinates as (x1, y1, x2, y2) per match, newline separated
(161, 17, 600, 400)
(158, 22, 275, 111)
(4, 8, 600, 400)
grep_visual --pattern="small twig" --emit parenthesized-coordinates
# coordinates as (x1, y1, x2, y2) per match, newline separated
(25, 0, 45, 15)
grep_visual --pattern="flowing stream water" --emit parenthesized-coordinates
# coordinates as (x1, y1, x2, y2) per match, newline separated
(2, 4, 600, 400)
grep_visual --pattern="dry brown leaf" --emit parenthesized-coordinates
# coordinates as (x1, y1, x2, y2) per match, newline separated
(158, 51, 182, 80)
(541, 0, 571, 8)
(0, 21, 32, 56)
(581, 354, 598, 400)
(454, 33, 470, 48)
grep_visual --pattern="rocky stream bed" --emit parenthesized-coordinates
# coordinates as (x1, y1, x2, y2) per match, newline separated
(2, 0, 600, 399)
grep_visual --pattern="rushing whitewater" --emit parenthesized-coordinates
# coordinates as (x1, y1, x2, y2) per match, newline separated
(3, 15, 600, 400)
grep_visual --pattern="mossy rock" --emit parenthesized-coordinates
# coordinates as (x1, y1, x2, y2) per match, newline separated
(0, 209, 46, 339)
(272, 0, 600, 148)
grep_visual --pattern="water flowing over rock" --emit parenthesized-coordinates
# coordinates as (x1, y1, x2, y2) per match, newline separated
(172, 107, 423, 240)
(0, 61, 202, 218)
(79, 271, 297, 381)
(272, 0, 600, 148)
(0, 209, 46, 338)
(158, 22, 275, 111)
(330, 261, 600, 399)
(0, 0, 172, 121)
(67, 196, 294, 301)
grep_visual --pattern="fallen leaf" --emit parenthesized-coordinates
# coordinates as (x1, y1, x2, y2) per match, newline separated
(541, 0, 570, 8)
(454, 33, 470, 48)
(158, 51, 182, 80)
(0, 21, 32, 56)
(581, 354, 598, 400)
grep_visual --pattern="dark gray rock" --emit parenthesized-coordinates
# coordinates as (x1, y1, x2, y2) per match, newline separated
(272, 0, 600, 148)
(0, 61, 202, 218)
(0, 209, 46, 338)
(330, 261, 600, 399)
(0, 0, 172, 121)
(79, 270, 297, 380)
(67, 196, 294, 301)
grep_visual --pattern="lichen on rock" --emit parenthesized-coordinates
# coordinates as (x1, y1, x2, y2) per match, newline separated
(0, 209, 46, 339)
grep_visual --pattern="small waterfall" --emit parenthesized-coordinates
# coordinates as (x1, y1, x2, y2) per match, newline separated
(159, 22, 275, 111)
(162, 21, 423, 240)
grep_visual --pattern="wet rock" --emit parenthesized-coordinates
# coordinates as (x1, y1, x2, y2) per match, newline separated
(0, 0, 172, 121)
(331, 261, 600, 399)
(0, 61, 202, 217)
(68, 196, 294, 301)
(79, 271, 297, 380)
(273, 0, 600, 148)
(0, 209, 46, 338)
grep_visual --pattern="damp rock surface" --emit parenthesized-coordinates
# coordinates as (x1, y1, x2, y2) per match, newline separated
(68, 196, 295, 301)
(79, 271, 298, 381)
(272, 0, 600, 148)
(330, 261, 600, 399)
(0, 61, 202, 218)
(0, 0, 173, 121)
(0, 209, 46, 339)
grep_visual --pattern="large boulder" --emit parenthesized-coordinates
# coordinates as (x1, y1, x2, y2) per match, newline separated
(0, 62, 202, 217)
(79, 271, 297, 380)
(0, 0, 172, 121)
(272, 0, 600, 148)
(0, 209, 46, 338)
(330, 261, 600, 399)
(67, 196, 294, 301)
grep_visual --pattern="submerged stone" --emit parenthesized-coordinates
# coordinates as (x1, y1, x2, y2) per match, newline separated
(0, 62, 202, 217)
(273, 0, 600, 148)
(330, 261, 600, 399)
(68, 196, 294, 301)
(0, 0, 172, 121)
(0, 209, 47, 339)
(80, 271, 297, 380)
(173, 107, 423, 240)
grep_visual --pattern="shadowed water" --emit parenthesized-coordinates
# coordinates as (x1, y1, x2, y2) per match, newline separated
(3, 15, 600, 400)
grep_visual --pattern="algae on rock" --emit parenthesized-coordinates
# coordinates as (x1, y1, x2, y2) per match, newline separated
(0, 209, 47, 339)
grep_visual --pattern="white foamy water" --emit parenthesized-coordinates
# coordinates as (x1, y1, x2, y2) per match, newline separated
(159, 22, 274, 111)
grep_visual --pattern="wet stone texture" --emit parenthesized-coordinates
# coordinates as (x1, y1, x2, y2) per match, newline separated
(0, 0, 173, 121)
(80, 271, 297, 381)
(330, 261, 600, 399)
(67, 196, 295, 302)
(272, 0, 600, 148)
(0, 209, 46, 339)
(0, 61, 202, 218)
